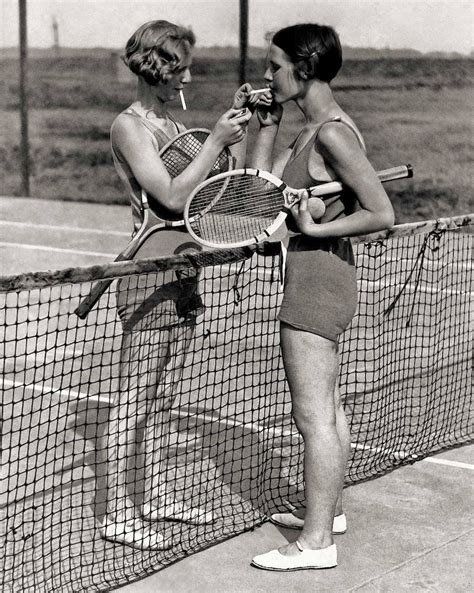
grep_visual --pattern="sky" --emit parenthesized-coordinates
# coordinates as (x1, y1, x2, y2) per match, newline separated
(0, 0, 472, 55)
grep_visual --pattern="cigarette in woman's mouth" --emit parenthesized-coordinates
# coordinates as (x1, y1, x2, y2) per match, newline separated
(179, 89, 187, 111)
(249, 88, 269, 95)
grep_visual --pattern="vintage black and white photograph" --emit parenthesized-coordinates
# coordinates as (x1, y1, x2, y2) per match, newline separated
(1, 1, 472, 591)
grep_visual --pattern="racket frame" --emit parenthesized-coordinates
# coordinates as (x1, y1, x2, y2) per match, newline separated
(74, 128, 232, 319)
(184, 164, 414, 249)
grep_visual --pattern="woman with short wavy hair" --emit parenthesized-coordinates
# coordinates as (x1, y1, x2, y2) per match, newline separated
(123, 20, 196, 85)
(99, 20, 250, 552)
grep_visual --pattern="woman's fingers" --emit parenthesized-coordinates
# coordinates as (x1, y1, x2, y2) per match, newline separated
(213, 107, 252, 147)
(255, 89, 273, 106)
(233, 84, 270, 111)
(226, 107, 251, 121)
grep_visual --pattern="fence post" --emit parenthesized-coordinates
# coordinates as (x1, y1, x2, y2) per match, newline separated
(239, 0, 249, 86)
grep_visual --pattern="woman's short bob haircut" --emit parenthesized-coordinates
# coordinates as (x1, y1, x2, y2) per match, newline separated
(272, 23, 342, 83)
(123, 20, 196, 85)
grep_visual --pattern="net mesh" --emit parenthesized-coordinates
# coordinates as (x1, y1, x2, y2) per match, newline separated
(1, 214, 472, 592)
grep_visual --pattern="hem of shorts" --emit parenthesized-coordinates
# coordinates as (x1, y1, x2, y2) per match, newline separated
(277, 315, 339, 343)
(121, 309, 204, 333)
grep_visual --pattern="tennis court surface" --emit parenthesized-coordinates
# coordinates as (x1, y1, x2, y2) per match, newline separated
(1, 197, 472, 592)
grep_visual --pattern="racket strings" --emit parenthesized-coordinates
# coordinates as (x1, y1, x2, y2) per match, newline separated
(187, 175, 285, 244)
(160, 130, 231, 179)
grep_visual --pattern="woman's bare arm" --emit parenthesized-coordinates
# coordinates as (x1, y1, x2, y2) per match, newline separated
(112, 108, 250, 214)
(291, 123, 395, 238)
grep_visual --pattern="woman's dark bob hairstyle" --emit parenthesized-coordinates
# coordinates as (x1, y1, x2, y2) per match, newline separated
(272, 23, 342, 83)
(123, 20, 195, 85)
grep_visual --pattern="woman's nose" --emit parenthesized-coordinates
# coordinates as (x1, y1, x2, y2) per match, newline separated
(264, 68, 272, 82)
(182, 68, 192, 84)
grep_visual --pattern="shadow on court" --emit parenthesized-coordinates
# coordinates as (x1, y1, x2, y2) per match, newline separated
(116, 444, 473, 593)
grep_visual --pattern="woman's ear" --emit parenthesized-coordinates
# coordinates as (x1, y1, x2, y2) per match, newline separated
(297, 55, 318, 81)
(295, 58, 315, 81)
(295, 63, 309, 80)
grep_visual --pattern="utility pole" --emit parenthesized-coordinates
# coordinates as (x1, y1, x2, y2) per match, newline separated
(52, 16, 60, 56)
(19, 0, 30, 196)
(239, 0, 249, 85)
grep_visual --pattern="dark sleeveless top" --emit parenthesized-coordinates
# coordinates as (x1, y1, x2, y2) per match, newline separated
(277, 116, 364, 341)
(281, 116, 366, 226)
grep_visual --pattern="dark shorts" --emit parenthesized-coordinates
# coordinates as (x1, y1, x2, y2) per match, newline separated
(116, 268, 204, 333)
(278, 235, 358, 342)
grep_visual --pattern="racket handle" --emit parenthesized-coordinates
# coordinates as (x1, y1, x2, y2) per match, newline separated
(74, 234, 144, 319)
(377, 164, 413, 183)
(74, 278, 114, 319)
(310, 164, 413, 198)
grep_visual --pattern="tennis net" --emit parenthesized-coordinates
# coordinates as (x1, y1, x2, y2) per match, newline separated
(1, 213, 472, 592)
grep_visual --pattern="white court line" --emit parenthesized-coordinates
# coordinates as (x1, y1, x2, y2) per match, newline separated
(0, 220, 130, 237)
(173, 408, 411, 457)
(0, 241, 116, 258)
(3, 378, 470, 469)
(2, 378, 110, 404)
(0, 240, 276, 276)
(171, 407, 470, 465)
(360, 279, 473, 296)
(421, 457, 474, 470)
(2, 220, 472, 270)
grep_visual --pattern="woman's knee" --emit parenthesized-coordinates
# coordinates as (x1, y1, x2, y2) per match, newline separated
(292, 404, 338, 439)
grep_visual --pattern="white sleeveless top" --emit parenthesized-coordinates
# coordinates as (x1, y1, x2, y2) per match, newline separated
(110, 107, 199, 259)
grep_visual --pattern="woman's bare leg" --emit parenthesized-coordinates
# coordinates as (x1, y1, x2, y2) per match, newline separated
(103, 326, 173, 523)
(278, 323, 347, 552)
(292, 383, 350, 520)
(143, 323, 194, 504)
(334, 384, 351, 516)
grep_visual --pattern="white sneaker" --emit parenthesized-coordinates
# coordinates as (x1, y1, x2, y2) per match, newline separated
(270, 512, 347, 534)
(99, 517, 169, 551)
(252, 541, 337, 571)
(142, 501, 215, 525)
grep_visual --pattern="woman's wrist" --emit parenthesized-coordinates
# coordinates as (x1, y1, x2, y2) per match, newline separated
(305, 224, 322, 238)
(258, 122, 279, 135)
(207, 131, 226, 153)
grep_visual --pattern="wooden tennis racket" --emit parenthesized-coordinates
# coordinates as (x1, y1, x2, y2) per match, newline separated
(74, 128, 233, 319)
(184, 164, 413, 248)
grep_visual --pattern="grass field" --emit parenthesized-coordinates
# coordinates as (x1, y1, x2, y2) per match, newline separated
(0, 50, 473, 223)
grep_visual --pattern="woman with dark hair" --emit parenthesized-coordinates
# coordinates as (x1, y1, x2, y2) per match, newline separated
(241, 23, 394, 570)
(99, 20, 250, 551)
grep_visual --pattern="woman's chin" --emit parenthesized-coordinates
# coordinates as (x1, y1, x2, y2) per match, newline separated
(271, 92, 285, 105)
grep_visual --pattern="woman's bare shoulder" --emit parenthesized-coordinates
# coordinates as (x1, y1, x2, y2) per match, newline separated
(111, 110, 141, 138)
(110, 110, 157, 154)
(316, 113, 361, 147)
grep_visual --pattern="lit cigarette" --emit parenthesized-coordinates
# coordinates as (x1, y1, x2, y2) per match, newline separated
(249, 88, 269, 95)
(179, 89, 187, 111)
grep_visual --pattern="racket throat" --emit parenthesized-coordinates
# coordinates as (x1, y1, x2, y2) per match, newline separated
(285, 188, 308, 208)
